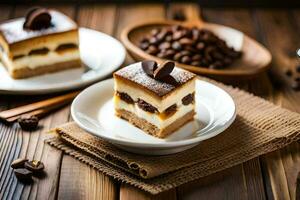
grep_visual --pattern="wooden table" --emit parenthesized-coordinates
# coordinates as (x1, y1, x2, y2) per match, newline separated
(1, 3, 300, 200)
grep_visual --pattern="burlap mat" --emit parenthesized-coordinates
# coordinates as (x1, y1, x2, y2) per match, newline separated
(46, 78, 300, 194)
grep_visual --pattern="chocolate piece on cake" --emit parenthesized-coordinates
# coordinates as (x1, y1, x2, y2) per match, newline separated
(0, 7, 81, 79)
(113, 60, 196, 138)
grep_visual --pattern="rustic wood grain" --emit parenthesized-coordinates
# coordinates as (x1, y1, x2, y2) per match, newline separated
(167, 4, 267, 200)
(0, 6, 23, 200)
(57, 5, 119, 200)
(58, 155, 118, 200)
(251, 9, 300, 200)
(0, 5, 76, 200)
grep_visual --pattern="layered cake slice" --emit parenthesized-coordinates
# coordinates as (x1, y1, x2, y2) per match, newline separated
(113, 60, 196, 138)
(0, 7, 81, 79)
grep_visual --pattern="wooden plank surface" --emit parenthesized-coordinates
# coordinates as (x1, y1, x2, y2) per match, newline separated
(0, 3, 300, 200)
(57, 4, 119, 200)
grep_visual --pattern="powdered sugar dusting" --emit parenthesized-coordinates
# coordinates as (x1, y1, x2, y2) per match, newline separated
(114, 62, 196, 97)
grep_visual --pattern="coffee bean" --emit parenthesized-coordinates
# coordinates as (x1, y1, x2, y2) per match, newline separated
(173, 53, 182, 61)
(159, 75, 179, 86)
(165, 35, 173, 42)
(191, 61, 201, 66)
(181, 56, 191, 64)
(184, 46, 197, 53)
(149, 37, 159, 45)
(196, 42, 205, 50)
(14, 168, 32, 182)
(151, 29, 159, 36)
(192, 28, 200, 41)
(179, 38, 194, 45)
(25, 160, 44, 173)
(153, 61, 175, 79)
(165, 49, 176, 58)
(212, 51, 224, 60)
(173, 31, 184, 40)
(142, 60, 157, 76)
(171, 41, 182, 51)
(181, 50, 191, 56)
(159, 42, 171, 50)
(24, 7, 52, 30)
(18, 116, 39, 131)
(156, 30, 167, 41)
(140, 25, 242, 69)
(146, 45, 158, 55)
(139, 42, 149, 50)
(11, 158, 28, 169)
(192, 54, 202, 61)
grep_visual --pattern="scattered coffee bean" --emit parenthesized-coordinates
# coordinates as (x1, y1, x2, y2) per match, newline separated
(142, 60, 157, 76)
(153, 61, 175, 80)
(11, 158, 28, 169)
(14, 168, 33, 182)
(25, 160, 45, 174)
(138, 25, 242, 69)
(18, 116, 39, 131)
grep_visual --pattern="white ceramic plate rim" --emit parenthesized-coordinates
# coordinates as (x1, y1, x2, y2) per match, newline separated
(71, 78, 236, 148)
(0, 28, 126, 95)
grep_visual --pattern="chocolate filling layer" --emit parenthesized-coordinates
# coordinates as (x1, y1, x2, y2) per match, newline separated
(137, 99, 158, 113)
(29, 47, 49, 56)
(182, 93, 194, 105)
(55, 43, 78, 52)
(160, 104, 177, 119)
(116, 91, 134, 104)
(116, 91, 193, 116)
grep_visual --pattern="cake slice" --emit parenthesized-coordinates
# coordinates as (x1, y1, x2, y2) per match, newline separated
(113, 60, 196, 138)
(0, 7, 81, 79)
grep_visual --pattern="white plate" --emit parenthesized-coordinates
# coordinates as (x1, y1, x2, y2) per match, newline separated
(0, 28, 126, 95)
(71, 78, 236, 155)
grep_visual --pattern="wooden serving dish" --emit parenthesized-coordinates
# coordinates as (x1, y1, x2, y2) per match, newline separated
(121, 19, 272, 80)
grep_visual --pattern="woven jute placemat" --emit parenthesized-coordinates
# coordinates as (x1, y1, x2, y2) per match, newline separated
(46, 77, 300, 194)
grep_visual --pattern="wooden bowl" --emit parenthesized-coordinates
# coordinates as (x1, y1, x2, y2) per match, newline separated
(121, 20, 272, 80)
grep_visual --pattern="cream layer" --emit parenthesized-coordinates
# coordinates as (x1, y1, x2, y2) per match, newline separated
(114, 96, 194, 129)
(0, 49, 80, 71)
(114, 78, 195, 112)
